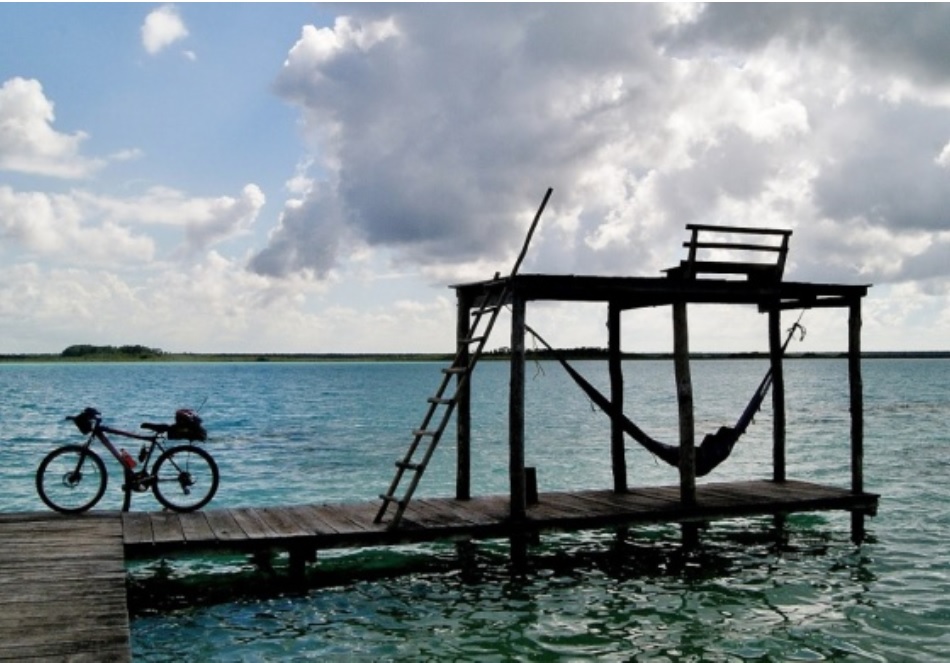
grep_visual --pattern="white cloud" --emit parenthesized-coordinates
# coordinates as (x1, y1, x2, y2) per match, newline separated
(281, 16, 399, 78)
(936, 141, 950, 168)
(77, 184, 266, 254)
(0, 77, 105, 178)
(0, 182, 263, 266)
(0, 185, 154, 262)
(141, 4, 189, 56)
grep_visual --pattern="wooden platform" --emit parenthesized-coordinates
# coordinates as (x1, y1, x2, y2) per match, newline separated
(0, 479, 878, 660)
(0, 512, 130, 662)
(122, 480, 878, 557)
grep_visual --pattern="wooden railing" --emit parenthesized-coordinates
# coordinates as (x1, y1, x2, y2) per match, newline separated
(665, 224, 792, 282)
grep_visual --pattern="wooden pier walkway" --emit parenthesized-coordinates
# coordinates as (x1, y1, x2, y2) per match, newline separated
(0, 479, 877, 661)
(121, 480, 877, 558)
(0, 512, 130, 662)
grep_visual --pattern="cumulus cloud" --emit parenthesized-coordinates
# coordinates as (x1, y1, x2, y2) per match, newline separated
(0, 77, 105, 178)
(77, 183, 266, 254)
(247, 4, 950, 300)
(142, 4, 189, 55)
(0, 185, 154, 262)
(0, 183, 263, 265)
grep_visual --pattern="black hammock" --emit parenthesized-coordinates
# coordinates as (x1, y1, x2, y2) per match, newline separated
(523, 320, 804, 477)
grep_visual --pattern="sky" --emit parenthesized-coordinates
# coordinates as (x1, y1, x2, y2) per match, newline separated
(1, 3, 949, 355)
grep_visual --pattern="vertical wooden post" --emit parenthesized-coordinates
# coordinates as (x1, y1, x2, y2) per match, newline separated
(456, 290, 472, 500)
(769, 307, 787, 482)
(288, 546, 316, 582)
(672, 302, 696, 507)
(509, 294, 527, 521)
(849, 298, 866, 543)
(608, 302, 627, 493)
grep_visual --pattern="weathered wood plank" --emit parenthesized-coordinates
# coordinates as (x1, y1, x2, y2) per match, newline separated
(319, 504, 373, 533)
(121, 511, 153, 545)
(449, 495, 511, 524)
(203, 509, 249, 541)
(404, 498, 471, 527)
(258, 506, 315, 538)
(149, 510, 186, 544)
(231, 507, 280, 539)
(332, 503, 381, 531)
(309, 504, 365, 534)
(289, 504, 348, 534)
(178, 510, 215, 542)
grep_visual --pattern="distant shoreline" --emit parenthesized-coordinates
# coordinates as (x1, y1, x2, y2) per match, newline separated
(1, 350, 948, 363)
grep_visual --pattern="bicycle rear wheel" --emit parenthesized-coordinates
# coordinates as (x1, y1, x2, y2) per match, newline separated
(152, 445, 219, 512)
(36, 445, 108, 514)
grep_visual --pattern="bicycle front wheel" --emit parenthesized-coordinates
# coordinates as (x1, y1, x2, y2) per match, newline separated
(152, 445, 219, 512)
(36, 445, 108, 514)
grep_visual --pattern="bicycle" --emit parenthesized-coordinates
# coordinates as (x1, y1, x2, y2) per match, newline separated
(36, 407, 219, 514)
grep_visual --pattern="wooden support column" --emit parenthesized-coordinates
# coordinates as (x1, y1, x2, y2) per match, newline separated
(769, 307, 787, 482)
(509, 294, 527, 521)
(288, 546, 316, 582)
(672, 302, 696, 507)
(608, 302, 627, 493)
(456, 290, 473, 500)
(849, 298, 866, 543)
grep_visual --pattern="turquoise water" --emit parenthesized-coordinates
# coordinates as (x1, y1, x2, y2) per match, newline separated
(1, 358, 947, 660)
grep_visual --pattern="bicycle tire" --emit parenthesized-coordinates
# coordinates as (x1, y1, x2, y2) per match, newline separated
(151, 445, 219, 512)
(36, 445, 108, 514)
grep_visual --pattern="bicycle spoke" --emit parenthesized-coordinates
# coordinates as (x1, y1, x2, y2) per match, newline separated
(152, 445, 219, 512)
(36, 446, 107, 514)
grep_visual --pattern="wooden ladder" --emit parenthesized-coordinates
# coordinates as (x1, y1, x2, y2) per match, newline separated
(375, 188, 552, 528)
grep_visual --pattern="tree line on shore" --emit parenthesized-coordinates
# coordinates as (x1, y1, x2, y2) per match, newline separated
(0, 343, 946, 363)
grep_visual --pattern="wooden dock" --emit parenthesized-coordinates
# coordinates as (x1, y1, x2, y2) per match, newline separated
(0, 479, 878, 661)
(0, 512, 130, 662)
(121, 480, 878, 559)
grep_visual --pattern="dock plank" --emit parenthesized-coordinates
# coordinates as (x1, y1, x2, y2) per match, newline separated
(204, 509, 249, 542)
(258, 506, 315, 538)
(231, 507, 280, 539)
(282, 504, 340, 535)
(149, 510, 186, 544)
(179, 510, 215, 542)
(121, 511, 153, 546)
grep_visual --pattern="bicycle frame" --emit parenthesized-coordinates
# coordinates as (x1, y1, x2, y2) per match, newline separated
(89, 422, 160, 467)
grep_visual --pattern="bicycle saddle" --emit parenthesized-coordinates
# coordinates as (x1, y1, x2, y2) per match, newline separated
(141, 422, 172, 434)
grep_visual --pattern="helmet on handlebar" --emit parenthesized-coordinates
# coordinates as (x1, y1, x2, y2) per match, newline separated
(70, 407, 101, 434)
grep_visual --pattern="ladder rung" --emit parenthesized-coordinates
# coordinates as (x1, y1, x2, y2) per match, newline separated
(442, 366, 467, 375)
(396, 460, 422, 471)
(413, 429, 438, 437)
(427, 397, 454, 405)
(473, 305, 501, 316)
(460, 335, 486, 344)
(378, 494, 407, 506)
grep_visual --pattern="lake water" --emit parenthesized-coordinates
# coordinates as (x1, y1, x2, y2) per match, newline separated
(0, 358, 947, 661)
